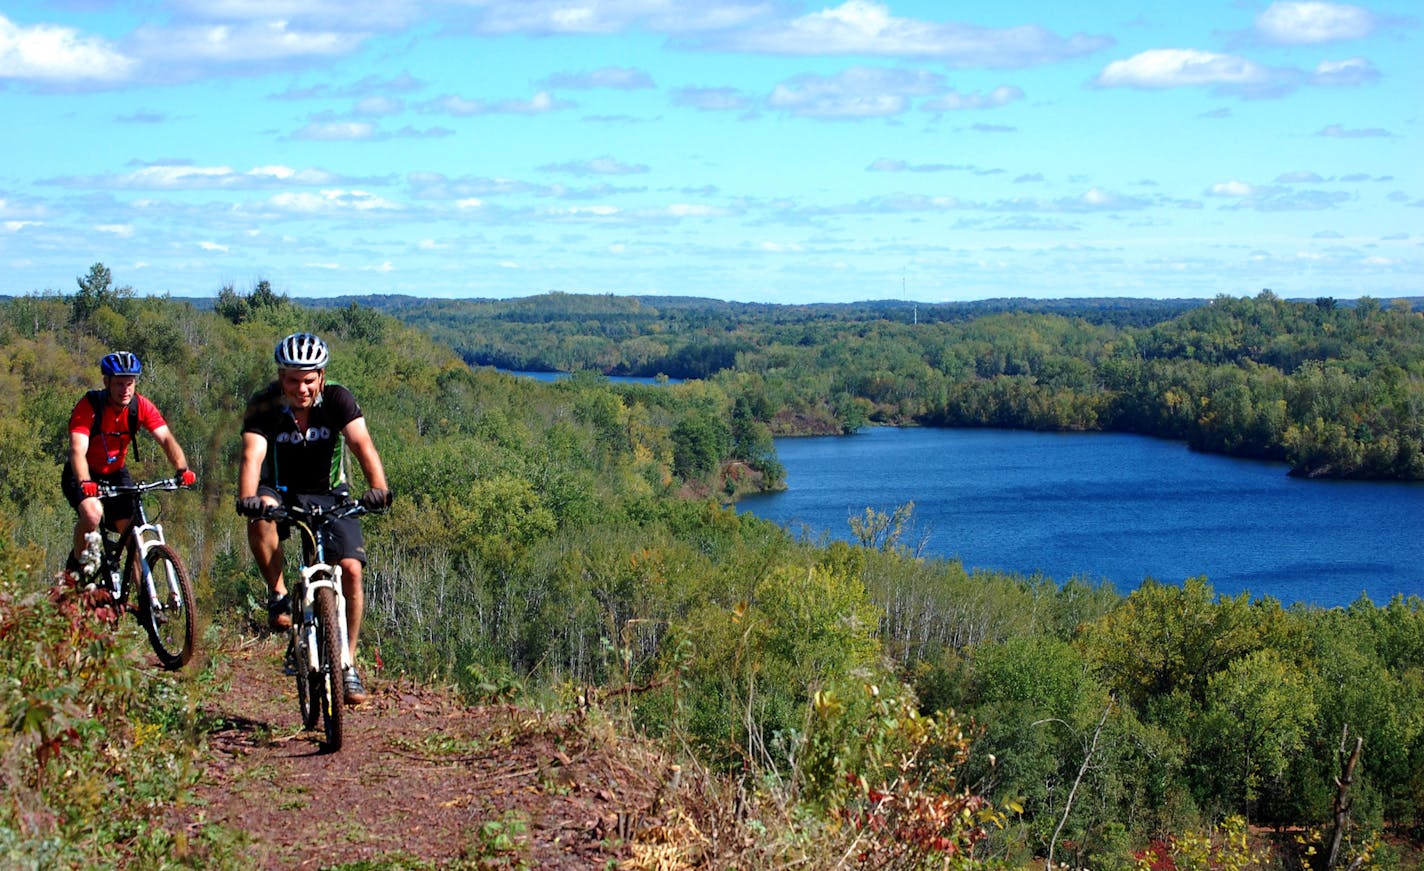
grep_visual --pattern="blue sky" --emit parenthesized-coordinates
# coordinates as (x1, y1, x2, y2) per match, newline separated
(1, 1, 1418, 303)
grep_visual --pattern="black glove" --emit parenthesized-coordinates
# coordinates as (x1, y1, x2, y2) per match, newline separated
(236, 495, 267, 517)
(359, 488, 392, 512)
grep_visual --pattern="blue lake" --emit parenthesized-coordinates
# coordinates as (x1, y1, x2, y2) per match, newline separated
(736, 427, 1424, 608)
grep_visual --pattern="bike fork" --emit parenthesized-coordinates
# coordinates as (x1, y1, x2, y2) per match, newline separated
(301, 566, 353, 674)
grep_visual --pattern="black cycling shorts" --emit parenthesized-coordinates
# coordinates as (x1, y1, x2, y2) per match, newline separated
(256, 486, 367, 566)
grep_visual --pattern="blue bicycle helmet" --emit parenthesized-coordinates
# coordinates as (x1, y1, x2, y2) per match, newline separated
(100, 351, 142, 376)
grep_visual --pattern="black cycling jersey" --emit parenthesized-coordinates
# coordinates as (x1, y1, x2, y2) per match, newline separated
(241, 382, 362, 495)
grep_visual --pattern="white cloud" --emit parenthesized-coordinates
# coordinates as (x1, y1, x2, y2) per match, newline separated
(540, 66, 655, 90)
(1256, 2, 1375, 44)
(1095, 49, 1270, 90)
(711, 0, 1112, 68)
(294, 120, 377, 140)
(355, 95, 404, 115)
(265, 189, 400, 213)
(551, 205, 621, 217)
(540, 156, 649, 176)
(84, 162, 347, 189)
(246, 165, 341, 184)
(1048, 188, 1150, 212)
(126, 165, 235, 187)
(128, 20, 362, 64)
(421, 90, 574, 116)
(670, 86, 752, 112)
(198, 240, 229, 251)
(168, 0, 420, 30)
(1312, 57, 1379, 86)
(521, 91, 561, 113)
(0, 13, 135, 83)
(466, 1, 770, 35)
(1204, 180, 1352, 210)
(921, 85, 1024, 111)
(769, 66, 943, 119)
(1208, 181, 1260, 197)
(1317, 123, 1389, 138)
(96, 224, 136, 236)
(4, 220, 39, 231)
(661, 204, 724, 217)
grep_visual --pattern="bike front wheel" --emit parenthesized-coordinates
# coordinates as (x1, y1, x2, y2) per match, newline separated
(296, 619, 318, 731)
(133, 543, 196, 670)
(312, 586, 345, 751)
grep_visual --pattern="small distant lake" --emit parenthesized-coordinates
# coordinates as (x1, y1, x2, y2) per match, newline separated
(737, 427, 1424, 608)
(494, 368, 683, 385)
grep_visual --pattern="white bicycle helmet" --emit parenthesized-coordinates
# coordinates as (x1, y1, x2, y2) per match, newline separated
(274, 332, 329, 370)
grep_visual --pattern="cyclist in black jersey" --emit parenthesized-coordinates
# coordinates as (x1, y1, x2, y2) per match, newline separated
(236, 332, 391, 705)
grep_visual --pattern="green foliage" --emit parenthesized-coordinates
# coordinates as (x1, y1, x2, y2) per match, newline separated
(670, 561, 883, 771)
(803, 684, 1007, 869)
(1076, 577, 1289, 709)
(0, 566, 202, 867)
(1134, 816, 1267, 871)
(71, 262, 133, 325)
(1199, 649, 1318, 819)
(670, 409, 729, 480)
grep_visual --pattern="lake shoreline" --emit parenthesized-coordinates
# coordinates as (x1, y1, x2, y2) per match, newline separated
(737, 426, 1423, 608)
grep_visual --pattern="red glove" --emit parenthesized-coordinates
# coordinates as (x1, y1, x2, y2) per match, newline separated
(177, 468, 196, 487)
(80, 480, 100, 499)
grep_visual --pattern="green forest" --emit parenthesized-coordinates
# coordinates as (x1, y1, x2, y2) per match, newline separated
(1, 267, 1421, 869)
(351, 289, 1424, 480)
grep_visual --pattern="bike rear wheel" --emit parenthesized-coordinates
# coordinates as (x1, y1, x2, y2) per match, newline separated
(133, 543, 196, 670)
(312, 585, 345, 751)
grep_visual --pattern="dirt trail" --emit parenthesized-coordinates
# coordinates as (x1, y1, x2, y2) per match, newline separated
(168, 635, 683, 869)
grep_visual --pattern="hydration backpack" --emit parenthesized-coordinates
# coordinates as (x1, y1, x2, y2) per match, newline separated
(86, 389, 141, 461)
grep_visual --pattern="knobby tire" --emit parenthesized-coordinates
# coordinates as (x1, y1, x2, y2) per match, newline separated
(132, 543, 196, 670)
(313, 586, 345, 752)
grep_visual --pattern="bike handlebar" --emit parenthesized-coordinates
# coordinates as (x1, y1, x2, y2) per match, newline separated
(97, 477, 189, 498)
(244, 500, 376, 523)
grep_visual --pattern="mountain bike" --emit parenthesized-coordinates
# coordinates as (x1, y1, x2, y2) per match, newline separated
(95, 477, 197, 670)
(255, 500, 371, 752)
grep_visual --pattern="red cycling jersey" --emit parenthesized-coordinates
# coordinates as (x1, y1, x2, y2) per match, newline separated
(68, 393, 167, 476)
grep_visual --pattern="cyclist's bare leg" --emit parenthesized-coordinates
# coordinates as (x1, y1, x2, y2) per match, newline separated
(339, 556, 363, 660)
(246, 496, 287, 598)
(72, 496, 104, 561)
(73, 500, 131, 561)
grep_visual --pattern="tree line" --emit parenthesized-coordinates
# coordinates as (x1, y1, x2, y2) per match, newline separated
(342, 289, 1424, 479)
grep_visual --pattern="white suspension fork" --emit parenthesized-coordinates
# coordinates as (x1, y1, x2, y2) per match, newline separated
(299, 563, 353, 673)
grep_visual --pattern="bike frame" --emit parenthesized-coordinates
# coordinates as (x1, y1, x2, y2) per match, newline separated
(98, 478, 180, 607)
(273, 502, 364, 679)
(292, 519, 353, 677)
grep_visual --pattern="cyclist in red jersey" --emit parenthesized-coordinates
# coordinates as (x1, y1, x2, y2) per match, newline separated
(62, 352, 196, 574)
